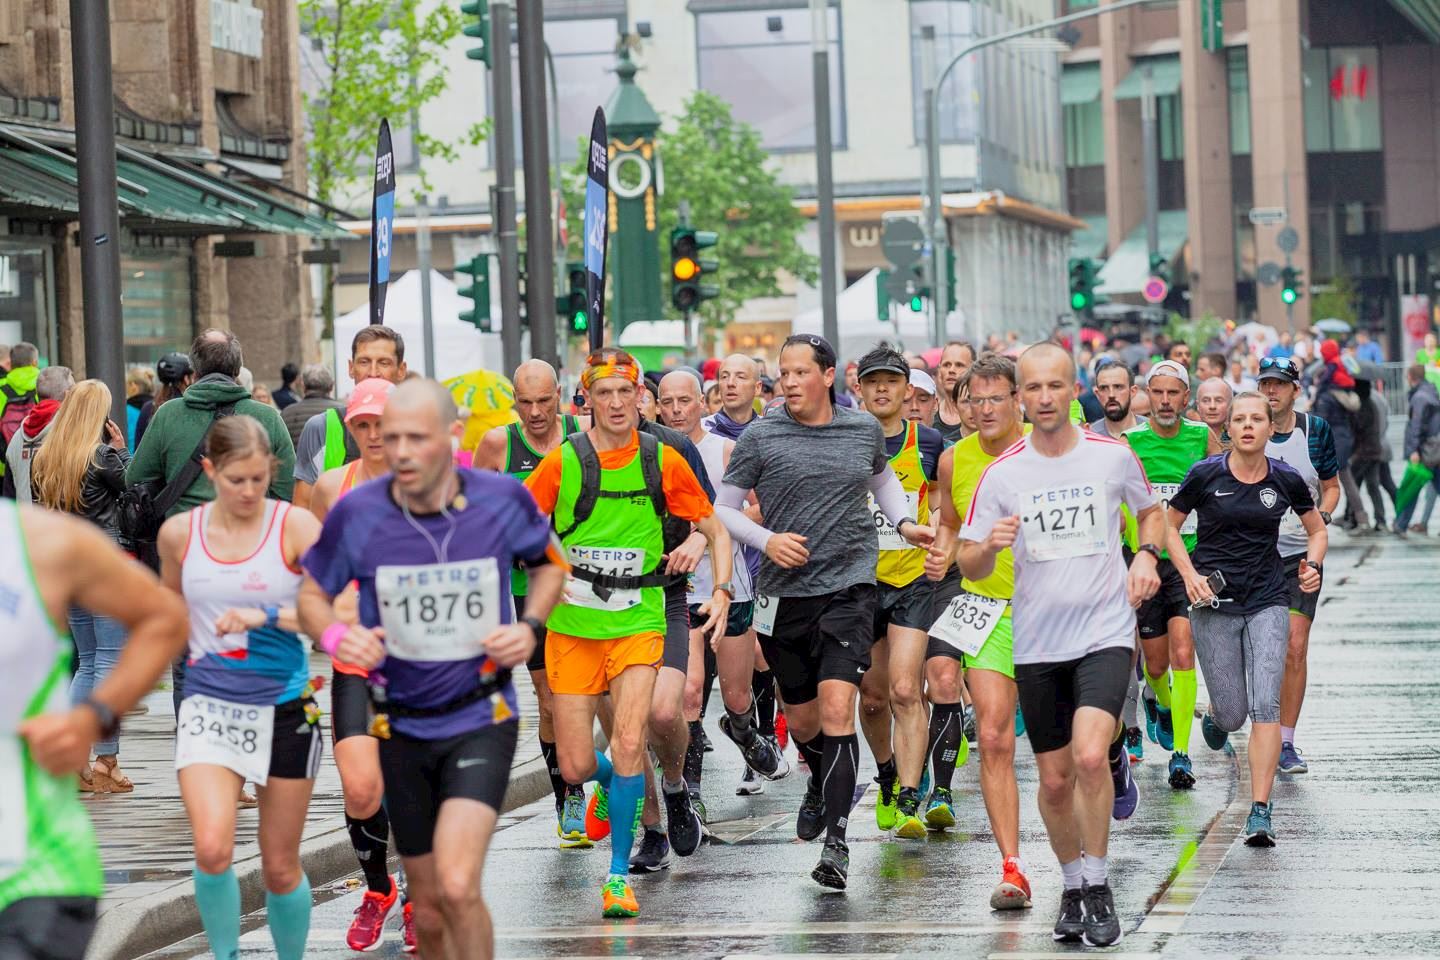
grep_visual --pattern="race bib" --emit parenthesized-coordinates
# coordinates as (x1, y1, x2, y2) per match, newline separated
(869, 492, 920, 552)
(1154, 483, 1197, 536)
(565, 546, 645, 612)
(377, 559, 502, 661)
(752, 593, 777, 636)
(175, 695, 274, 786)
(929, 594, 1007, 657)
(0, 738, 25, 881)
(1020, 483, 1108, 561)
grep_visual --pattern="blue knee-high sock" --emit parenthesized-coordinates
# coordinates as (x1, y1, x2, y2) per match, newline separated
(266, 873, 312, 960)
(607, 773, 645, 877)
(592, 749, 614, 789)
(193, 866, 240, 960)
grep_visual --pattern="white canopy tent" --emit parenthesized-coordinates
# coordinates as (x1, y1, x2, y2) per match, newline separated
(332, 269, 507, 393)
(791, 269, 967, 361)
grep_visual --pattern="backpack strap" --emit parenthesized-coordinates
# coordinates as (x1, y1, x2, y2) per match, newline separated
(637, 430, 666, 522)
(153, 401, 240, 517)
(554, 432, 603, 542)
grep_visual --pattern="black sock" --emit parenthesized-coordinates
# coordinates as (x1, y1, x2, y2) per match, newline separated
(796, 733, 825, 775)
(927, 702, 964, 791)
(875, 756, 897, 786)
(897, 786, 920, 816)
(821, 734, 859, 843)
(752, 670, 776, 736)
(540, 739, 566, 807)
(701, 645, 718, 718)
(346, 810, 392, 894)
(684, 720, 706, 788)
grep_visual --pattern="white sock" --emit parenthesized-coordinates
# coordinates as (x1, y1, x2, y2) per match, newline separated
(1060, 857, 1083, 890)
(1082, 853, 1107, 887)
(661, 776, 687, 795)
(1281, 726, 1296, 745)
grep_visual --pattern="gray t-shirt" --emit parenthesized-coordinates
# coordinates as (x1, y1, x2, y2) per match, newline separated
(293, 412, 329, 485)
(723, 403, 887, 598)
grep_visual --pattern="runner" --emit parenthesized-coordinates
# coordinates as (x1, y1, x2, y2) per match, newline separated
(1088, 360, 1145, 440)
(960, 342, 1161, 948)
(716, 334, 934, 890)
(926, 353, 1029, 899)
(523, 348, 731, 918)
(1124, 360, 1221, 790)
(2, 506, 186, 960)
(299, 379, 563, 958)
(853, 347, 943, 840)
(1165, 391, 1327, 846)
(905, 369, 940, 426)
(1257, 357, 1339, 774)
(306, 378, 415, 951)
(1194, 378, 1233, 450)
(157, 416, 325, 960)
(472, 359, 588, 847)
(933, 341, 976, 444)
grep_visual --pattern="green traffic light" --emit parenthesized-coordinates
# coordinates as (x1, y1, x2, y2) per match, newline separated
(909, 296, 923, 312)
(1281, 288, 1297, 305)
(1071, 292, 1089, 311)
(572, 311, 588, 332)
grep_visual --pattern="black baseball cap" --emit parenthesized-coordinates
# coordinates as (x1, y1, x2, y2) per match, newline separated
(856, 350, 911, 381)
(1257, 357, 1300, 383)
(156, 352, 192, 385)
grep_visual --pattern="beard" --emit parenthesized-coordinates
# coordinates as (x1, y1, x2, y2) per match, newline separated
(1103, 402, 1131, 422)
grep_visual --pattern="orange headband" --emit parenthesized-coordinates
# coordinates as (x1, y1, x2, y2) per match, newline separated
(581, 359, 641, 390)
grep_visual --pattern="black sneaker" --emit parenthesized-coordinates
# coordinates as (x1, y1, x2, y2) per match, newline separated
(720, 711, 790, 781)
(628, 828, 672, 873)
(796, 777, 825, 841)
(662, 784, 702, 857)
(1052, 887, 1085, 943)
(810, 838, 849, 890)
(689, 786, 708, 826)
(701, 727, 714, 753)
(963, 704, 978, 745)
(1080, 881, 1122, 947)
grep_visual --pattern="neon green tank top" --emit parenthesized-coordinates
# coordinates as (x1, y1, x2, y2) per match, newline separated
(0, 502, 103, 908)
(545, 439, 667, 640)
(1124, 419, 1211, 556)
(951, 426, 1030, 600)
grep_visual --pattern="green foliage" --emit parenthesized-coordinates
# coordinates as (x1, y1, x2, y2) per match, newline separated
(1165, 309, 1226, 353)
(1310, 271, 1358, 327)
(299, 0, 487, 207)
(562, 91, 817, 330)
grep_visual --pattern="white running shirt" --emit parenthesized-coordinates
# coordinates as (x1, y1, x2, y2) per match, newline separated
(962, 427, 1156, 664)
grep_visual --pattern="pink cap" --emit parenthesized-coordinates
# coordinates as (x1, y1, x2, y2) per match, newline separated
(346, 377, 394, 422)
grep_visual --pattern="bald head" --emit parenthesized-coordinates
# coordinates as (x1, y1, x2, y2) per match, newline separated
(658, 369, 705, 435)
(659, 369, 702, 399)
(387, 377, 459, 426)
(512, 358, 558, 392)
(1017, 341, 1078, 434)
(1195, 376, 1232, 430)
(511, 358, 562, 437)
(717, 352, 758, 420)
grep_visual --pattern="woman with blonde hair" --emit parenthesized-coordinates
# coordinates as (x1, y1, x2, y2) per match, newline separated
(30, 379, 136, 792)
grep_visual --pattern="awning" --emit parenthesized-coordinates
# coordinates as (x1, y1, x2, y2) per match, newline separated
(1387, 1, 1440, 43)
(1113, 55, 1181, 100)
(1095, 210, 1187, 295)
(1061, 64, 1102, 106)
(1070, 215, 1108, 260)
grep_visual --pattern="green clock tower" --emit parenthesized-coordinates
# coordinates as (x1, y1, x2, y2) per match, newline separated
(603, 45, 663, 335)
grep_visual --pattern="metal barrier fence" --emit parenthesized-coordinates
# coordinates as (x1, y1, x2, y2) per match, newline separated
(1378, 361, 1409, 416)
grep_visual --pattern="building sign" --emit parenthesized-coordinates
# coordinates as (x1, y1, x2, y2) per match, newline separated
(212, 0, 264, 58)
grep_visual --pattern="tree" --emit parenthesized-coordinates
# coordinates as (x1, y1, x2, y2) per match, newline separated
(1310, 270, 1359, 329)
(299, 0, 486, 332)
(563, 90, 818, 334)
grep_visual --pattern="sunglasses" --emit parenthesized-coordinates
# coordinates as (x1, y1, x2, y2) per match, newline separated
(1258, 357, 1298, 376)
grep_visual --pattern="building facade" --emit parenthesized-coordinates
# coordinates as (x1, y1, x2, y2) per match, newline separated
(1063, 0, 1440, 350)
(0, 0, 338, 383)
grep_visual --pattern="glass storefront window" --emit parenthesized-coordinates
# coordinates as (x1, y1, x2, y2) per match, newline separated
(122, 249, 195, 367)
(909, 0, 977, 145)
(1303, 46, 1382, 154)
(0, 245, 55, 365)
(1064, 100, 1103, 167)
(1228, 48, 1250, 156)
(1158, 93, 1184, 161)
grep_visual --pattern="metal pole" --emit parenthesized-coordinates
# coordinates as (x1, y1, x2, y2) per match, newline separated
(811, 0, 839, 351)
(517, 0, 556, 368)
(544, 43, 564, 308)
(921, 25, 944, 348)
(69, 0, 126, 432)
(416, 194, 436, 377)
(1141, 66, 1159, 264)
(489, 2, 522, 373)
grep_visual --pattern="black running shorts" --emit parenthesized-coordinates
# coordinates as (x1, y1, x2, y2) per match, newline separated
(1136, 559, 1191, 639)
(331, 668, 372, 743)
(0, 897, 97, 960)
(516, 593, 550, 674)
(1283, 553, 1322, 620)
(1015, 647, 1132, 755)
(874, 575, 936, 638)
(757, 583, 877, 705)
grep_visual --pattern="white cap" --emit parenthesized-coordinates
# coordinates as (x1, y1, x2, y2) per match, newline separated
(909, 369, 937, 396)
(1146, 359, 1190, 386)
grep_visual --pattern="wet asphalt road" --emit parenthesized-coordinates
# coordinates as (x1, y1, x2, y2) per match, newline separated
(138, 528, 1440, 958)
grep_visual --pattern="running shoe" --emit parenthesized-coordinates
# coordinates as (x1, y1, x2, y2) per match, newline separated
(963, 704, 978, 745)
(1052, 887, 1085, 943)
(1201, 712, 1229, 751)
(1014, 704, 1026, 737)
(874, 774, 899, 830)
(1156, 706, 1175, 751)
(719, 712, 790, 780)
(894, 789, 926, 840)
(918, 765, 932, 803)
(737, 764, 765, 796)
(1168, 751, 1196, 790)
(1080, 882, 1122, 947)
(662, 785, 702, 857)
(797, 778, 825, 841)
(600, 874, 639, 918)
(1278, 742, 1308, 774)
(559, 790, 591, 848)
(689, 786, 708, 826)
(925, 786, 956, 830)
(701, 727, 714, 753)
(346, 876, 399, 951)
(811, 838, 850, 890)
(1243, 801, 1276, 847)
(990, 856, 1032, 910)
(954, 728, 970, 768)
(1125, 726, 1144, 763)
(774, 712, 789, 751)
(401, 901, 416, 954)
(1110, 746, 1139, 821)
(629, 829, 673, 873)
(1143, 696, 1160, 745)
(586, 784, 611, 842)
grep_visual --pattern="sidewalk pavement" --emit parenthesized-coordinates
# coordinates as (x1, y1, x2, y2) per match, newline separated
(85, 652, 551, 960)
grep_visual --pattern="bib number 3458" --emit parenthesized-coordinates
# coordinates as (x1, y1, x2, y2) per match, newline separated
(175, 695, 274, 786)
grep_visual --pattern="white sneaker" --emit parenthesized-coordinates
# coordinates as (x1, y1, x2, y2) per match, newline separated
(737, 764, 765, 796)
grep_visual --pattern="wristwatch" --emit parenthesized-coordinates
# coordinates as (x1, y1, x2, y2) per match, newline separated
(1304, 560, 1323, 573)
(520, 615, 545, 642)
(263, 604, 280, 629)
(713, 581, 735, 599)
(1319, 511, 1332, 525)
(1136, 543, 1162, 561)
(79, 696, 120, 741)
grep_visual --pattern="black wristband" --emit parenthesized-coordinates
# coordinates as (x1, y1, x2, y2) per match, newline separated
(80, 696, 120, 740)
(1136, 543, 1162, 561)
(520, 615, 545, 642)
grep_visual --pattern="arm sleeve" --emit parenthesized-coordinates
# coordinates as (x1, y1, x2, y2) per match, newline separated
(291, 415, 326, 485)
(869, 421, 888, 475)
(715, 482, 774, 552)
(300, 500, 358, 597)
(98, 445, 130, 494)
(867, 466, 914, 526)
(1404, 399, 1423, 459)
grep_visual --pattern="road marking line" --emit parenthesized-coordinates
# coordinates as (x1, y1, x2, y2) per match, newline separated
(494, 920, 1054, 940)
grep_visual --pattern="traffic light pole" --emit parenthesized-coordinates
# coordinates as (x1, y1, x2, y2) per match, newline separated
(489, 2, 522, 373)
(1142, 65, 1159, 268)
(517, 0, 557, 368)
(921, 26, 944, 348)
(810, 0, 839, 351)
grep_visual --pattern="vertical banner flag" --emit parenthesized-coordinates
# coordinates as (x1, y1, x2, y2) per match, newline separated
(368, 119, 396, 326)
(583, 108, 609, 352)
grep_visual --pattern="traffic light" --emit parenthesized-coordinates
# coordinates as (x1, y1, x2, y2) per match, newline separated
(1068, 257, 1097, 315)
(461, 0, 491, 66)
(945, 247, 957, 311)
(670, 227, 719, 312)
(564, 262, 588, 335)
(455, 255, 491, 332)
(1148, 251, 1170, 284)
(1280, 265, 1303, 305)
(906, 261, 927, 313)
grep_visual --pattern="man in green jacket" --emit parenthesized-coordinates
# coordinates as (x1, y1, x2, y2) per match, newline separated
(126, 329, 295, 514)
(0, 342, 41, 453)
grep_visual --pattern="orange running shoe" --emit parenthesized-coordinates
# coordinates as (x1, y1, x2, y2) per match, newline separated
(585, 784, 611, 841)
(600, 874, 639, 918)
(990, 856, 1033, 910)
(346, 876, 399, 951)
(401, 901, 417, 953)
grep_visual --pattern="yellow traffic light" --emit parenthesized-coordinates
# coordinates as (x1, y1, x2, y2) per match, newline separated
(673, 257, 699, 282)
